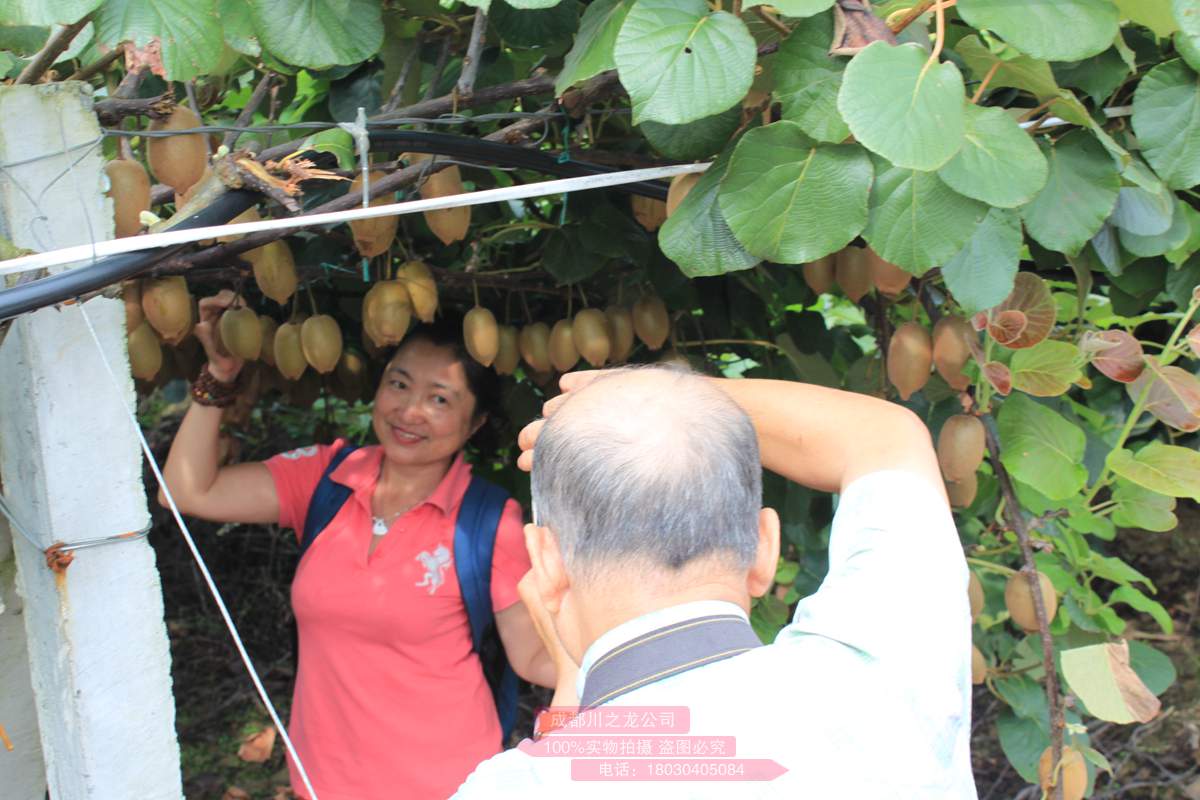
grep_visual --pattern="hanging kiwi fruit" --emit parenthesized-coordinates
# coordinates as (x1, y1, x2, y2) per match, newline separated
(274, 320, 308, 380)
(105, 159, 151, 238)
(970, 645, 986, 685)
(932, 315, 974, 391)
(632, 294, 670, 350)
(834, 246, 872, 303)
(412, 155, 470, 245)
(937, 414, 985, 482)
(549, 319, 579, 373)
(1004, 570, 1058, 632)
(363, 280, 413, 348)
(216, 205, 262, 244)
(219, 305, 263, 361)
(631, 195, 668, 231)
(147, 105, 208, 195)
(866, 249, 911, 297)
(258, 315, 279, 367)
(127, 320, 164, 381)
(947, 472, 978, 509)
(334, 350, 368, 403)
(666, 172, 700, 217)
(605, 306, 635, 363)
(347, 170, 399, 257)
(463, 306, 500, 367)
(519, 322, 552, 373)
(248, 240, 298, 305)
(886, 321, 932, 400)
(802, 255, 835, 296)
(1037, 747, 1086, 800)
(573, 308, 612, 368)
(123, 280, 144, 335)
(397, 260, 438, 323)
(141, 276, 194, 345)
(301, 314, 344, 374)
(493, 325, 520, 376)
(968, 572, 984, 622)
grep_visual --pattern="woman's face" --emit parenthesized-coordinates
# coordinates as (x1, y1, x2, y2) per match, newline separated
(372, 339, 483, 469)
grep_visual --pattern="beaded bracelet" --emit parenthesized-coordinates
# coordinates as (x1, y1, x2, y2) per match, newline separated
(191, 364, 241, 408)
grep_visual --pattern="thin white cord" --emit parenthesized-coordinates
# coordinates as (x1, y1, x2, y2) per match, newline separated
(0, 163, 710, 277)
(75, 303, 321, 800)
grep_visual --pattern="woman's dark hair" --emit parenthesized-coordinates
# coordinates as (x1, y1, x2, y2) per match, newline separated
(382, 312, 503, 455)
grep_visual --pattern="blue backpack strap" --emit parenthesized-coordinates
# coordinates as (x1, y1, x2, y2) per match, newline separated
(299, 444, 359, 559)
(454, 475, 520, 742)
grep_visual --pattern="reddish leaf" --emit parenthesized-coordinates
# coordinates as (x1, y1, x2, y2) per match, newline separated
(1129, 361, 1200, 432)
(1188, 324, 1200, 359)
(237, 726, 276, 763)
(1080, 330, 1146, 383)
(988, 309, 1028, 346)
(990, 272, 1056, 349)
(984, 361, 1012, 395)
(971, 311, 989, 332)
(124, 40, 167, 79)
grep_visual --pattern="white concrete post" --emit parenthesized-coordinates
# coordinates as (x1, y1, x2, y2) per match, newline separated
(0, 514, 46, 799)
(0, 83, 183, 799)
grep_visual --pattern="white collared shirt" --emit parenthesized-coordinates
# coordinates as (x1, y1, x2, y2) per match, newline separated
(453, 470, 978, 799)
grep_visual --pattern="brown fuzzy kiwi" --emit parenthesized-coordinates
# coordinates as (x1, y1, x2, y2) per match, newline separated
(932, 316, 974, 391)
(937, 414, 986, 482)
(347, 170, 399, 257)
(549, 319, 579, 373)
(519, 322, 552, 373)
(971, 645, 987, 685)
(147, 106, 208, 194)
(463, 306, 500, 367)
(105, 160, 151, 238)
(968, 571, 984, 622)
(419, 163, 470, 245)
(397, 260, 438, 323)
(835, 246, 873, 303)
(274, 321, 308, 380)
(494, 325, 520, 376)
(258, 316, 279, 367)
(127, 320, 163, 381)
(362, 280, 412, 347)
(249, 240, 298, 305)
(334, 350, 368, 403)
(141, 276, 193, 345)
(666, 173, 701, 217)
(886, 321, 932, 400)
(866, 249, 912, 296)
(1005, 571, 1058, 632)
(1037, 746, 1086, 800)
(219, 306, 263, 361)
(573, 308, 612, 367)
(123, 280, 144, 335)
(631, 195, 668, 231)
(301, 315, 344, 374)
(947, 471, 978, 509)
(802, 255, 835, 295)
(216, 205, 262, 244)
(605, 306, 636, 363)
(632, 294, 670, 350)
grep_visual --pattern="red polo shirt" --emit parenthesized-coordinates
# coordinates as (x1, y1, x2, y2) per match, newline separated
(264, 440, 530, 800)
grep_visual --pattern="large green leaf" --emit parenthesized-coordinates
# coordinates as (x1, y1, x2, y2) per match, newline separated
(1106, 442, 1200, 500)
(837, 42, 966, 171)
(542, 226, 608, 284)
(861, 156, 987, 274)
(942, 207, 1021, 314)
(774, 12, 849, 143)
(744, 0, 833, 15)
(95, 0, 224, 81)
(1010, 340, 1084, 397)
(938, 104, 1048, 208)
(1111, 183, 1174, 237)
(1120, 198, 1192, 257)
(998, 393, 1088, 499)
(1062, 641, 1161, 724)
(718, 122, 872, 264)
(220, 0, 262, 56)
(955, 34, 1059, 100)
(996, 709, 1049, 783)
(250, 0, 383, 69)
(1178, 0, 1200, 35)
(1132, 59, 1200, 190)
(956, 0, 1120, 62)
(1054, 48, 1133, 105)
(506, 0, 565, 7)
(1128, 640, 1178, 695)
(555, 0, 631, 94)
(491, 0, 579, 48)
(1109, 585, 1174, 635)
(1020, 131, 1120, 255)
(660, 152, 760, 277)
(0, 0, 101, 25)
(613, 0, 756, 125)
(639, 105, 741, 160)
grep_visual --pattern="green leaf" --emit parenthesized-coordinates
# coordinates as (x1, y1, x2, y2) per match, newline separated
(1178, 0, 1200, 35)
(1178, 29, 1200, 73)
(998, 393, 1088, 499)
(1111, 479, 1178, 532)
(95, 0, 224, 81)
(0, 0, 101, 25)
(774, 11, 849, 143)
(1061, 641, 1161, 724)
(220, 0, 262, 56)
(555, 0, 631, 94)
(249, 0, 383, 69)
(1010, 339, 1083, 397)
(1107, 442, 1200, 500)
(542, 226, 607, 284)
(614, 0, 756, 125)
(718, 122, 873, 264)
(1054, 48, 1133, 105)
(1166, 202, 1200, 264)
(744, 0, 833, 15)
(955, 34, 1059, 100)
(997, 709, 1049, 783)
(1115, 0, 1178, 37)
(1127, 640, 1177, 696)
(956, 0, 1120, 62)
(0, 25, 50, 55)
(1132, 59, 1200, 189)
(1109, 585, 1174, 635)
(639, 105, 741, 160)
(942, 207, 1022, 314)
(938, 104, 1048, 208)
(1020, 131, 1120, 255)
(660, 150, 761, 277)
(837, 42, 966, 171)
(861, 155, 987, 274)
(491, 0, 579, 48)
(506, 0, 564, 8)
(303, 128, 355, 170)
(1120, 198, 1192, 257)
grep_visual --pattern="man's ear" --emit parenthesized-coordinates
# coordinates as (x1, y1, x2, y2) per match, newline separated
(523, 523, 570, 614)
(746, 507, 781, 598)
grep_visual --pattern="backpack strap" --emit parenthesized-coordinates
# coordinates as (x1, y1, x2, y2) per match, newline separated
(299, 444, 359, 559)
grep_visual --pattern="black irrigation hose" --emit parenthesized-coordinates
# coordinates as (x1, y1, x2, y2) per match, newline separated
(0, 133, 673, 323)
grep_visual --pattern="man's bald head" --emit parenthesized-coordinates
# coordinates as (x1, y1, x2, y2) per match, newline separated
(530, 366, 761, 584)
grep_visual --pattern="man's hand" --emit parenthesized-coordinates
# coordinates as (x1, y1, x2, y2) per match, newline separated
(516, 371, 605, 472)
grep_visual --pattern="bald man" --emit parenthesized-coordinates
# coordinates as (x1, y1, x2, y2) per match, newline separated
(453, 367, 976, 799)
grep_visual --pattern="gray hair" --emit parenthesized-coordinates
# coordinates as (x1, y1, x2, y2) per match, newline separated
(530, 366, 761, 583)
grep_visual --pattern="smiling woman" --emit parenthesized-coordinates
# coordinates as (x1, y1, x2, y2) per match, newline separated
(158, 296, 556, 800)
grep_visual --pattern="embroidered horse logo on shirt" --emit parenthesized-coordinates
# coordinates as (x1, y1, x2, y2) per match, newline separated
(415, 545, 452, 594)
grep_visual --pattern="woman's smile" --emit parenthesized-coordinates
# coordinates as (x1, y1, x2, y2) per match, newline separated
(388, 424, 425, 445)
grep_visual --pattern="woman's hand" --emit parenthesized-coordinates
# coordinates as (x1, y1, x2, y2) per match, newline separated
(516, 371, 606, 472)
(517, 569, 580, 709)
(195, 290, 244, 382)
